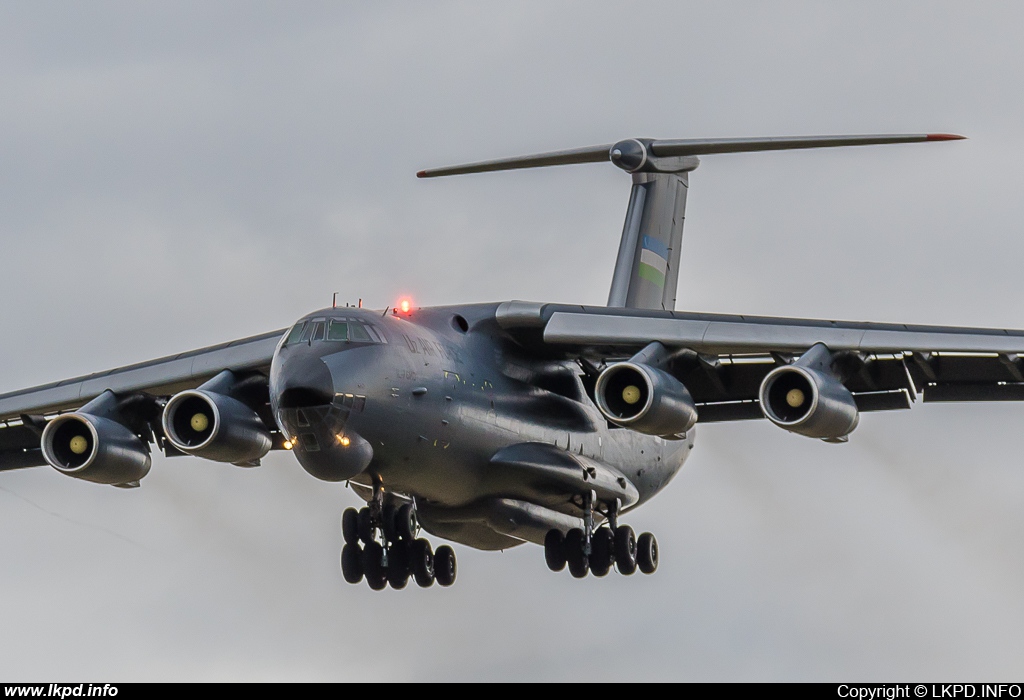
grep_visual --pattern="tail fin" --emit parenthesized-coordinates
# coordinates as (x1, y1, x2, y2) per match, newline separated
(606, 166, 690, 311)
(417, 133, 964, 311)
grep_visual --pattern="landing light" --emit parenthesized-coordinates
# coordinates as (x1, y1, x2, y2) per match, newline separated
(338, 435, 351, 447)
(283, 439, 293, 450)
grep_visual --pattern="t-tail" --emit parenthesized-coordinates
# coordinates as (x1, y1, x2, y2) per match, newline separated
(417, 133, 965, 311)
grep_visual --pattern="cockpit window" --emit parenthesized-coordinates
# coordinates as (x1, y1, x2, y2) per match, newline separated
(349, 323, 372, 342)
(285, 319, 323, 346)
(327, 320, 348, 341)
(325, 319, 381, 343)
(285, 322, 307, 345)
(365, 325, 387, 343)
(287, 317, 386, 346)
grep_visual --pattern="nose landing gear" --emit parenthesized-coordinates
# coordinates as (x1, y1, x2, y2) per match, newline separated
(339, 480, 456, 591)
(543, 496, 658, 579)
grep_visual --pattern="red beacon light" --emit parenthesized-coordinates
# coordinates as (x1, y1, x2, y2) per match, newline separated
(394, 298, 413, 316)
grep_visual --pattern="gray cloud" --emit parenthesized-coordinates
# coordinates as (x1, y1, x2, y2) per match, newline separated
(1, 0, 1023, 680)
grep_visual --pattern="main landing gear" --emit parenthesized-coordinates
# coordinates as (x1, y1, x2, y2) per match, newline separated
(544, 494, 658, 578)
(339, 481, 456, 590)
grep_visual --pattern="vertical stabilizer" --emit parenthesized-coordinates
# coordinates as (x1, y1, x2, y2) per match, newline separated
(607, 169, 692, 311)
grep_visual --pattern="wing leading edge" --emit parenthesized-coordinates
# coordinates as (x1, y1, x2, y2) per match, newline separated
(496, 302, 1024, 422)
(0, 329, 285, 471)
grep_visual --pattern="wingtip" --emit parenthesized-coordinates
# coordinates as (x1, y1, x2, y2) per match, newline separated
(927, 133, 967, 141)
(416, 170, 428, 178)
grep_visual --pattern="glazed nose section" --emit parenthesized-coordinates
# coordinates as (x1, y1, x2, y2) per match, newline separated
(270, 345, 373, 482)
(273, 352, 335, 409)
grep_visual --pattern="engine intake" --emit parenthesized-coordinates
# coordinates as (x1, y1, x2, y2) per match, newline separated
(162, 389, 272, 465)
(594, 362, 697, 437)
(759, 345, 859, 440)
(42, 411, 151, 486)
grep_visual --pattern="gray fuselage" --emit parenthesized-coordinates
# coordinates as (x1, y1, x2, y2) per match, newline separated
(269, 302, 692, 550)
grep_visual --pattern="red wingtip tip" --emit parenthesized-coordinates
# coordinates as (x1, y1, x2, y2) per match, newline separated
(416, 170, 427, 178)
(927, 133, 967, 141)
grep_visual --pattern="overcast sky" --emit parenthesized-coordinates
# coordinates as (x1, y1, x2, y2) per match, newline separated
(1, 1, 1024, 681)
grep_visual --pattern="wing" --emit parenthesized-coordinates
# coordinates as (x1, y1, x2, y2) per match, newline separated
(496, 302, 1024, 423)
(0, 329, 285, 471)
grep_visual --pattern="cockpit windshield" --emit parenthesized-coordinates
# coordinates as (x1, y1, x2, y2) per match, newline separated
(284, 318, 386, 346)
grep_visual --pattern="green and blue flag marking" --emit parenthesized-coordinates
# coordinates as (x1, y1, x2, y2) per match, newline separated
(637, 236, 668, 288)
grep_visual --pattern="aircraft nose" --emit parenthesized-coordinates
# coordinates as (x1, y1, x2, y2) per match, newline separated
(273, 352, 334, 409)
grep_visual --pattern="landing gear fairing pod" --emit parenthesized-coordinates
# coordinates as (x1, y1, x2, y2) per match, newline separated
(41, 391, 151, 486)
(162, 370, 272, 466)
(759, 343, 859, 441)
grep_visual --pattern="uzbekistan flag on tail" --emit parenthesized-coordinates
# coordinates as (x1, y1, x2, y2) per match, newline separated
(637, 236, 668, 288)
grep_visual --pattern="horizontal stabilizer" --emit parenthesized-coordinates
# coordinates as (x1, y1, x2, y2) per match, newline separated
(417, 133, 964, 178)
(420, 133, 965, 315)
(417, 144, 611, 178)
(648, 133, 964, 157)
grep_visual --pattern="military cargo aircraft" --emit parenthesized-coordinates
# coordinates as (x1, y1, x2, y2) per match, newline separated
(4, 132, 1011, 591)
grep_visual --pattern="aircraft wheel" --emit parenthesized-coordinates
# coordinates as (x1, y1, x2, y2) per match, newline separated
(435, 545, 457, 587)
(410, 539, 435, 588)
(637, 532, 658, 575)
(565, 528, 589, 579)
(614, 525, 637, 575)
(362, 541, 387, 590)
(544, 529, 566, 572)
(382, 504, 398, 543)
(387, 544, 410, 589)
(590, 528, 614, 577)
(340, 544, 363, 584)
(395, 503, 417, 541)
(341, 508, 360, 546)
(357, 507, 375, 545)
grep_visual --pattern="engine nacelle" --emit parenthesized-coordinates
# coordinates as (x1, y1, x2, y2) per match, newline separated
(759, 365, 859, 440)
(41, 412, 151, 486)
(594, 362, 698, 437)
(162, 390, 272, 465)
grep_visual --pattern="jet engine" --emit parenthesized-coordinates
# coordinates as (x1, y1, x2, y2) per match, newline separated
(594, 362, 698, 437)
(162, 388, 272, 465)
(41, 403, 151, 486)
(758, 348, 859, 440)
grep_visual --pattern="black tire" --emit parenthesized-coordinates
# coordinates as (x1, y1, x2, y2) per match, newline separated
(614, 525, 637, 575)
(381, 504, 398, 543)
(395, 503, 417, 541)
(544, 529, 566, 572)
(435, 545, 457, 587)
(362, 541, 387, 590)
(637, 532, 658, 575)
(410, 538, 435, 588)
(590, 528, 614, 577)
(357, 507, 374, 545)
(387, 544, 410, 589)
(340, 544, 363, 584)
(565, 528, 589, 579)
(341, 508, 360, 546)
